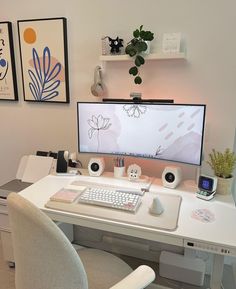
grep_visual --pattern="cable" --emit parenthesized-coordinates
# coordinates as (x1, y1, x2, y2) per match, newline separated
(221, 282, 225, 289)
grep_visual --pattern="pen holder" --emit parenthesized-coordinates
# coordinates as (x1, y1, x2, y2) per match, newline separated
(114, 166, 125, 178)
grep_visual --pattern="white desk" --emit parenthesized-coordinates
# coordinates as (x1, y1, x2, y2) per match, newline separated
(19, 174, 236, 289)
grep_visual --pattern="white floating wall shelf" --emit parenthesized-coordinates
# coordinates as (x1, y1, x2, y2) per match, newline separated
(100, 52, 186, 62)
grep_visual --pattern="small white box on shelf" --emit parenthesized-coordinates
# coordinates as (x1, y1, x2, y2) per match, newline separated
(162, 33, 181, 53)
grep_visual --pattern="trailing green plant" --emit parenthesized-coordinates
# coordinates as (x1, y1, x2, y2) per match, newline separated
(207, 148, 236, 178)
(125, 25, 154, 84)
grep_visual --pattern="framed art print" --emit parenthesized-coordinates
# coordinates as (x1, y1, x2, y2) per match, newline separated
(0, 22, 18, 101)
(17, 17, 69, 103)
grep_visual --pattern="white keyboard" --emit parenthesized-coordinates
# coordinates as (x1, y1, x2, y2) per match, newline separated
(78, 187, 141, 213)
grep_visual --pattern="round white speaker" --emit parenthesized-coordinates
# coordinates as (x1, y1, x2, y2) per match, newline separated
(162, 166, 182, 189)
(88, 158, 105, 177)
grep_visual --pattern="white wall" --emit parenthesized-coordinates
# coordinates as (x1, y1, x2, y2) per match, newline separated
(1, 0, 236, 185)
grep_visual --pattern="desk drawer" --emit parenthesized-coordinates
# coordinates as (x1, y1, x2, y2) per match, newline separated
(0, 212, 10, 231)
(0, 203, 8, 214)
(0, 231, 14, 262)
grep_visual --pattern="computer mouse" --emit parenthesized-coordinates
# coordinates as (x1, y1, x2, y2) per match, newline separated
(149, 197, 164, 215)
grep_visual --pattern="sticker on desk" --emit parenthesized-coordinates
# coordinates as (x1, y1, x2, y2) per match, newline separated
(191, 208, 215, 223)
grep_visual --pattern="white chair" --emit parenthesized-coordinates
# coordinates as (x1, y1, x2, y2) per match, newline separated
(7, 193, 155, 289)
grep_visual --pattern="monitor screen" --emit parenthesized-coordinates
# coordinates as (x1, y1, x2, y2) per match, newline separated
(77, 102, 206, 166)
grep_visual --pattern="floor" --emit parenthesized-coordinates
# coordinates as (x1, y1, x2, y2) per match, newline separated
(0, 234, 234, 289)
(0, 234, 196, 289)
(123, 254, 236, 289)
(121, 254, 211, 289)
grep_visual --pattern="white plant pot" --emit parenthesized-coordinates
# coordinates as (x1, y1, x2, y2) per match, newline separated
(142, 41, 151, 55)
(216, 176, 233, 195)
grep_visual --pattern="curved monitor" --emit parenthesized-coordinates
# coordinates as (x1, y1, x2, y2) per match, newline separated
(77, 102, 206, 166)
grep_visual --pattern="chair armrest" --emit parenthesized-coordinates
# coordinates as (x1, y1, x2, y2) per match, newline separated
(109, 265, 155, 289)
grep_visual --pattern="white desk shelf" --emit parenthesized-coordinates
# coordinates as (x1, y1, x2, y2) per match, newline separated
(100, 52, 186, 62)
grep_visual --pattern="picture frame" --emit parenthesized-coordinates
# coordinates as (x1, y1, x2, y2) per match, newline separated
(162, 33, 181, 54)
(17, 17, 69, 103)
(0, 21, 18, 101)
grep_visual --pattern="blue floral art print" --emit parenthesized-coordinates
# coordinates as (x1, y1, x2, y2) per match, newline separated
(18, 18, 69, 103)
(28, 46, 61, 101)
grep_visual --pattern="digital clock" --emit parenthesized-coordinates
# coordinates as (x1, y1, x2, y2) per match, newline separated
(196, 175, 218, 200)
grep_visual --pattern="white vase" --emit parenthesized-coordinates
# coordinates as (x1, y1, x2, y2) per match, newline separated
(142, 41, 151, 55)
(216, 176, 233, 195)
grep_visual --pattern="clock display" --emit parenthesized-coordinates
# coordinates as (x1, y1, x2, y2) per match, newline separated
(198, 176, 214, 192)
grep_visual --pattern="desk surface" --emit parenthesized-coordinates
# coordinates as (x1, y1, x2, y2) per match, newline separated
(19, 173, 236, 256)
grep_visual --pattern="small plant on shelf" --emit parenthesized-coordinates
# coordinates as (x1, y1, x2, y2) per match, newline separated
(207, 148, 236, 179)
(125, 25, 154, 84)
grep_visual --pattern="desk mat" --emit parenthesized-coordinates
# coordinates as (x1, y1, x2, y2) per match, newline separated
(45, 191, 182, 231)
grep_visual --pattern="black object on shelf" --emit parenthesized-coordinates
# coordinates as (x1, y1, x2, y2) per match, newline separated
(49, 151, 58, 159)
(36, 151, 58, 159)
(36, 151, 48, 157)
(56, 151, 69, 173)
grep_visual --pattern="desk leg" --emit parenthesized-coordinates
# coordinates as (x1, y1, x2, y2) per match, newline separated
(210, 254, 224, 289)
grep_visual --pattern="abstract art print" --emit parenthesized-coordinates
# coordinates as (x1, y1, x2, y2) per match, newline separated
(0, 22, 18, 101)
(17, 17, 69, 103)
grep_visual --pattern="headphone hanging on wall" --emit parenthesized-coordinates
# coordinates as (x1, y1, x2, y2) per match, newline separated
(91, 65, 105, 97)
